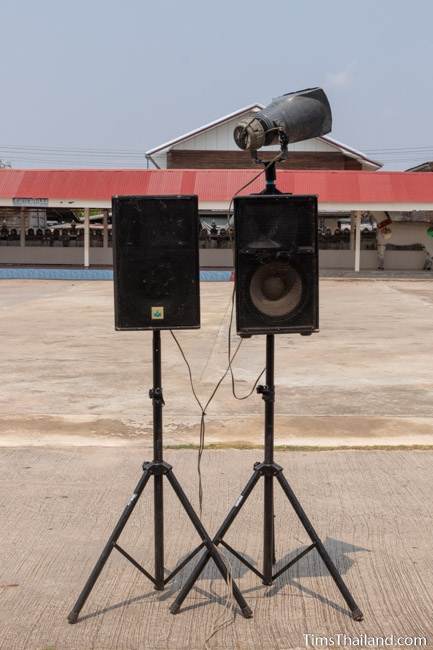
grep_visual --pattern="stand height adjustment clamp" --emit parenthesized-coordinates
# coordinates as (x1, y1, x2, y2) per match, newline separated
(149, 387, 165, 406)
(256, 384, 275, 403)
(142, 460, 172, 475)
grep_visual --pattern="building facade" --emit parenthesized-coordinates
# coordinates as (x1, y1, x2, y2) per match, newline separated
(1, 168, 433, 271)
(1, 107, 433, 271)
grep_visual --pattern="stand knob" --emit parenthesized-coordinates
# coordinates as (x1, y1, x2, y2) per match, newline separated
(149, 388, 165, 405)
(256, 384, 275, 402)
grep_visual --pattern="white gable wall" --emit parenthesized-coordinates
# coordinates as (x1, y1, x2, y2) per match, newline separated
(172, 115, 339, 153)
(152, 152, 168, 168)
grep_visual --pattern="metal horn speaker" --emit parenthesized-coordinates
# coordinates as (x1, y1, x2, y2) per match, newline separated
(233, 87, 332, 151)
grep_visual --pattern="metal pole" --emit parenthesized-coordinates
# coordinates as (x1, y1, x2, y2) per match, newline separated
(264, 161, 277, 194)
(20, 208, 26, 248)
(354, 212, 361, 273)
(152, 330, 164, 589)
(263, 334, 275, 583)
(102, 210, 108, 249)
(350, 212, 356, 251)
(84, 208, 90, 268)
(264, 335, 275, 464)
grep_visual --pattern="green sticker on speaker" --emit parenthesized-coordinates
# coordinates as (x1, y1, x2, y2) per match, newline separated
(427, 226, 433, 238)
(151, 306, 164, 320)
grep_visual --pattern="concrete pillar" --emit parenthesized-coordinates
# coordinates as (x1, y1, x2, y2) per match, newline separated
(20, 208, 26, 247)
(84, 208, 90, 268)
(350, 213, 356, 251)
(374, 212, 390, 271)
(102, 210, 108, 248)
(354, 211, 361, 272)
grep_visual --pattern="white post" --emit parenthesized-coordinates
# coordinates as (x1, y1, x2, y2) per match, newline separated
(20, 208, 26, 247)
(102, 210, 108, 248)
(84, 208, 90, 268)
(350, 212, 356, 250)
(354, 211, 361, 272)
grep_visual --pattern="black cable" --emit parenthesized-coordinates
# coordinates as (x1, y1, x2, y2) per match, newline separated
(170, 293, 265, 513)
(227, 285, 265, 400)
(169, 330, 204, 413)
(170, 329, 242, 515)
(169, 152, 278, 635)
(171, 153, 278, 514)
(226, 150, 284, 239)
(169, 330, 238, 637)
(223, 150, 275, 396)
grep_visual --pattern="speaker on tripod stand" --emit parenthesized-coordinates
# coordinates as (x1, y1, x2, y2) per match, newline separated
(170, 140, 363, 620)
(68, 194, 253, 624)
(171, 190, 363, 621)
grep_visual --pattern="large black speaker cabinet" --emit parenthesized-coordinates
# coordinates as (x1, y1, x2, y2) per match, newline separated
(112, 195, 200, 330)
(234, 194, 318, 336)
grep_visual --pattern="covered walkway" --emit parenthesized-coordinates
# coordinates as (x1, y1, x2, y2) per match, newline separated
(1, 168, 433, 271)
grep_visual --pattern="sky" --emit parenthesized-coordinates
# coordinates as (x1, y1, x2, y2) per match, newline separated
(0, 0, 432, 170)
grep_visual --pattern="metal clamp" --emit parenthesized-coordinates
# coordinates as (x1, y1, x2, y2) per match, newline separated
(253, 461, 283, 476)
(256, 384, 275, 403)
(149, 387, 165, 406)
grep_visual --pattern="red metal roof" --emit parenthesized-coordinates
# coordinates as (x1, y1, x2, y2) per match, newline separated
(0, 168, 432, 204)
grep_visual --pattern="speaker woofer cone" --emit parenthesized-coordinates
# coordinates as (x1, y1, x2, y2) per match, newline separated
(249, 261, 303, 318)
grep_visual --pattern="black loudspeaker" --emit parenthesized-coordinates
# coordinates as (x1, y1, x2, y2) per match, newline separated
(112, 195, 200, 330)
(234, 194, 318, 336)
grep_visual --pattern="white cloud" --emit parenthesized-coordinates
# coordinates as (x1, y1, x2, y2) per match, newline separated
(325, 63, 356, 88)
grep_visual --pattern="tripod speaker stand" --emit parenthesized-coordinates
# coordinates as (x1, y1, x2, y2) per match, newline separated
(171, 334, 363, 620)
(68, 330, 252, 623)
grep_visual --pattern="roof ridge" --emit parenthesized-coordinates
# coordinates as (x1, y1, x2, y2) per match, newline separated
(145, 103, 264, 155)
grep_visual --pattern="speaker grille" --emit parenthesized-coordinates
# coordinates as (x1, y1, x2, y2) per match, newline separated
(112, 195, 200, 330)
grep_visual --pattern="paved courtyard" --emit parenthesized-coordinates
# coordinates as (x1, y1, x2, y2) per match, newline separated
(0, 447, 432, 649)
(0, 278, 432, 447)
(0, 278, 432, 649)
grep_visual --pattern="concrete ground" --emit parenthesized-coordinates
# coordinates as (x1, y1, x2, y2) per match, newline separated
(0, 278, 432, 447)
(1, 447, 432, 650)
(0, 279, 432, 649)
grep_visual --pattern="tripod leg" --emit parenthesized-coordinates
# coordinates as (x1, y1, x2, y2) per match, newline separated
(276, 472, 363, 621)
(154, 473, 164, 590)
(272, 500, 276, 565)
(170, 546, 212, 614)
(166, 470, 253, 618)
(263, 473, 274, 584)
(169, 469, 261, 615)
(67, 467, 152, 624)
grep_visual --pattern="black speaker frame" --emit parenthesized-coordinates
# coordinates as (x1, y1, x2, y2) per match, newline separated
(234, 194, 319, 337)
(112, 194, 201, 331)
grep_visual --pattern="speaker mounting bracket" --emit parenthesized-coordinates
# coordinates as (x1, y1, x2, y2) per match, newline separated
(251, 132, 289, 195)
